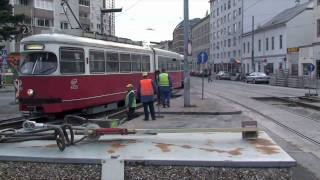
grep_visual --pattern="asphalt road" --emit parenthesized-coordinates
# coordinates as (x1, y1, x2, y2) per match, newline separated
(193, 77, 320, 180)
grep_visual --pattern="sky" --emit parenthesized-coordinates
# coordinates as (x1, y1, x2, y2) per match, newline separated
(115, 0, 210, 42)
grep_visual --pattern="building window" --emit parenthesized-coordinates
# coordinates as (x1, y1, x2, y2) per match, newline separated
(79, 0, 90, 6)
(258, 39, 261, 51)
(34, 0, 53, 11)
(228, 0, 231, 9)
(35, 18, 51, 27)
(303, 63, 312, 75)
(60, 22, 68, 29)
(266, 38, 269, 51)
(279, 35, 283, 49)
(247, 42, 250, 53)
(271, 37, 274, 50)
(17, 0, 28, 6)
(318, 0, 320, 6)
(243, 43, 245, 54)
(317, 19, 320, 37)
(228, 39, 231, 47)
(60, 48, 85, 74)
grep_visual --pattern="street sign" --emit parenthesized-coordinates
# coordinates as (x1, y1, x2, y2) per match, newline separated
(197, 52, 208, 64)
(187, 40, 192, 56)
(0, 49, 7, 57)
(308, 63, 315, 72)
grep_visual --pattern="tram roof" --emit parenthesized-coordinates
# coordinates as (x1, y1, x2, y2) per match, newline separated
(21, 33, 150, 52)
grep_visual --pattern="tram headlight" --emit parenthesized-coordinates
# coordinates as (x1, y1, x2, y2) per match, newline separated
(27, 89, 35, 97)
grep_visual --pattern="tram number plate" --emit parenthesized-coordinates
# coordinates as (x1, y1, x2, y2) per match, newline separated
(70, 79, 79, 90)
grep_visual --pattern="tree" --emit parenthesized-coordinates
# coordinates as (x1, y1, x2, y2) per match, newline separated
(0, 0, 25, 41)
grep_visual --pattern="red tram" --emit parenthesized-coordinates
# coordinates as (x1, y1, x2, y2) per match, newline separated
(17, 34, 183, 115)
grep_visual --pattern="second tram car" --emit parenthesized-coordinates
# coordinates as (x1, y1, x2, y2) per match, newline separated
(18, 33, 183, 115)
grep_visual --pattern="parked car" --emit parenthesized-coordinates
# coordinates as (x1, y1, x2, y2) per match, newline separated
(216, 71, 231, 80)
(245, 72, 270, 84)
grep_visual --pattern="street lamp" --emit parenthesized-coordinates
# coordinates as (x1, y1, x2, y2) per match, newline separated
(100, 8, 122, 35)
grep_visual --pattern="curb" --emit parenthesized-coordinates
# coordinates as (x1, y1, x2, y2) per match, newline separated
(157, 111, 242, 116)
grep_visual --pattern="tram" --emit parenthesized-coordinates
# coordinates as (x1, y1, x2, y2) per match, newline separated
(17, 33, 183, 115)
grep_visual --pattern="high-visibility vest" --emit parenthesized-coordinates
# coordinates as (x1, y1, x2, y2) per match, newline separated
(125, 90, 137, 108)
(140, 79, 154, 96)
(159, 73, 169, 86)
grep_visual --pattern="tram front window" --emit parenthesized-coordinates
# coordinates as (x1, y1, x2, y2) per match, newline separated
(20, 52, 57, 75)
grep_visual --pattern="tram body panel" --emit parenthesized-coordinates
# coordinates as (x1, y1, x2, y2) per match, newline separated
(18, 34, 183, 114)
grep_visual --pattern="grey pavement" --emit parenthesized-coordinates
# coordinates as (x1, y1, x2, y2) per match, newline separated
(0, 90, 20, 120)
(121, 77, 320, 180)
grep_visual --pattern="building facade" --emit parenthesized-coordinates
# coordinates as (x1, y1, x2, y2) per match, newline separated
(209, 0, 309, 73)
(242, 2, 314, 75)
(4, 0, 115, 53)
(191, 15, 210, 72)
(172, 18, 201, 55)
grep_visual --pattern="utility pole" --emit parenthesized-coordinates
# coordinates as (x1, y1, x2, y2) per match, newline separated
(251, 16, 255, 72)
(184, 0, 191, 107)
(100, 8, 122, 35)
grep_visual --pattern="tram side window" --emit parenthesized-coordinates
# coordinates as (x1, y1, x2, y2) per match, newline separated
(120, 53, 131, 72)
(106, 52, 119, 73)
(142, 55, 150, 72)
(60, 48, 85, 74)
(131, 54, 142, 72)
(89, 50, 105, 73)
(158, 56, 167, 70)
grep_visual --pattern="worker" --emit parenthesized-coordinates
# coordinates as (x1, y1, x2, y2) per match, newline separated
(138, 72, 157, 121)
(154, 70, 161, 104)
(125, 84, 137, 121)
(158, 68, 172, 108)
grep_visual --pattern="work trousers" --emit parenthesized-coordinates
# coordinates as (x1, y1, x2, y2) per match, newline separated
(143, 101, 155, 120)
(159, 86, 171, 107)
(127, 107, 136, 121)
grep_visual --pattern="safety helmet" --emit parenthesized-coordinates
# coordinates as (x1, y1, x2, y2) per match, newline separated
(126, 84, 134, 88)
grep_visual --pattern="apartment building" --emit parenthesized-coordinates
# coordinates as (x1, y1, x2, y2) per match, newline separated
(242, 2, 313, 75)
(6, 0, 115, 52)
(298, 0, 320, 78)
(191, 15, 210, 72)
(172, 18, 201, 55)
(209, 0, 309, 73)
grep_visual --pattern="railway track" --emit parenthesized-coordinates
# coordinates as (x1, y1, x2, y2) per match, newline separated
(203, 82, 320, 147)
(0, 116, 43, 128)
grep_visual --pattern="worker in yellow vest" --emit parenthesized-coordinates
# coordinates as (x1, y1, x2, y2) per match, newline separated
(158, 68, 172, 108)
(125, 84, 137, 121)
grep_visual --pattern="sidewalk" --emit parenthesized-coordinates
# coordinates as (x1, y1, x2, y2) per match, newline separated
(120, 89, 250, 129)
(0, 85, 14, 93)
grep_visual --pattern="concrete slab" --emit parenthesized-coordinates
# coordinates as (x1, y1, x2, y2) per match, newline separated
(0, 131, 295, 167)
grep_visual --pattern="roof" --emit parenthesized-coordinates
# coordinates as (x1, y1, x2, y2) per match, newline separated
(261, 2, 313, 29)
(242, 1, 313, 37)
(174, 18, 202, 31)
(192, 15, 210, 30)
(21, 33, 150, 51)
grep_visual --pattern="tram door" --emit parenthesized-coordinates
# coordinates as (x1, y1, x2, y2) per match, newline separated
(317, 60, 320, 79)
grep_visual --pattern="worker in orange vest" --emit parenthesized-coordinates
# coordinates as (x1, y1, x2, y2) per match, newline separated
(138, 72, 157, 121)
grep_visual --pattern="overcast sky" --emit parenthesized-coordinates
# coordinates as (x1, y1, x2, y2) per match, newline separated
(115, 0, 209, 42)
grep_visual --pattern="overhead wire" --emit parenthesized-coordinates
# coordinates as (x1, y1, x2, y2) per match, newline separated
(116, 0, 144, 18)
